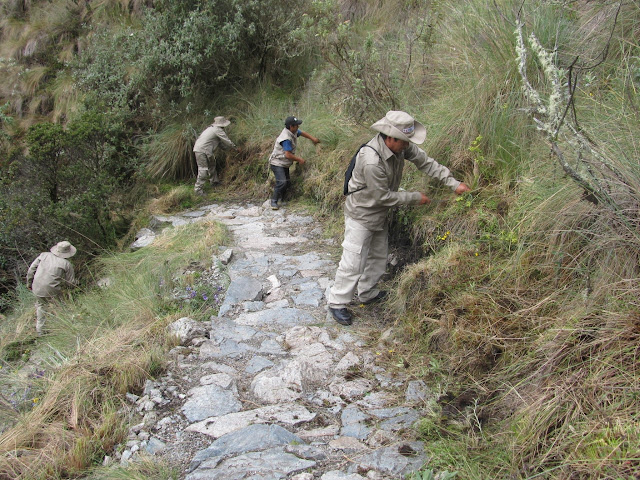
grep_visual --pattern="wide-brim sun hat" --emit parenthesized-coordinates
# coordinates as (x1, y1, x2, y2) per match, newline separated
(370, 111, 427, 144)
(212, 116, 231, 127)
(51, 241, 76, 258)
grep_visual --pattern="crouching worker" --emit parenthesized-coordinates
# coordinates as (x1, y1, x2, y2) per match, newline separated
(267, 116, 320, 210)
(193, 116, 236, 194)
(26, 241, 77, 335)
(327, 111, 470, 326)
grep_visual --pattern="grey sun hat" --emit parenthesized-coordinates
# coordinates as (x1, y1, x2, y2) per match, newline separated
(212, 116, 231, 127)
(370, 111, 427, 144)
(50, 241, 76, 258)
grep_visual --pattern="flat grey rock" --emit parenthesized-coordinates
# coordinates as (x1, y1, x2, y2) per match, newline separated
(131, 228, 156, 249)
(340, 422, 371, 441)
(321, 471, 366, 480)
(378, 411, 420, 432)
(181, 384, 242, 422)
(187, 447, 315, 480)
(369, 407, 415, 419)
(210, 320, 262, 343)
(235, 308, 318, 328)
(189, 424, 305, 471)
(405, 379, 430, 404)
(218, 276, 264, 316)
(199, 338, 254, 359)
(259, 338, 286, 355)
(186, 403, 316, 439)
(145, 437, 166, 455)
(168, 317, 208, 346)
(341, 405, 368, 425)
(292, 288, 324, 307)
(182, 210, 207, 218)
(229, 257, 271, 277)
(245, 356, 274, 374)
(346, 442, 428, 477)
(152, 215, 190, 227)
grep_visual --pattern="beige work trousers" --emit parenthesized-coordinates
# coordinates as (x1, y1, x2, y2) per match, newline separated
(35, 296, 51, 335)
(327, 216, 388, 309)
(194, 152, 219, 192)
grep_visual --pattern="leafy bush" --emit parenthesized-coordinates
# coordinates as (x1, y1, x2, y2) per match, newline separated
(74, 0, 318, 126)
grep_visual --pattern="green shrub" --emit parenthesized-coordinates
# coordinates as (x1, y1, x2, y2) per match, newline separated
(74, 0, 319, 125)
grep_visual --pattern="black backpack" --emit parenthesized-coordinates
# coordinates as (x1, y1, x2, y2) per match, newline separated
(344, 144, 381, 196)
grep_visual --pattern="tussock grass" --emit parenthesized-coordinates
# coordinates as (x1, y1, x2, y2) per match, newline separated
(20, 66, 49, 97)
(0, 221, 226, 478)
(142, 121, 198, 180)
(88, 0, 145, 24)
(146, 185, 199, 215)
(416, 1, 536, 182)
(50, 70, 80, 122)
(504, 308, 640, 478)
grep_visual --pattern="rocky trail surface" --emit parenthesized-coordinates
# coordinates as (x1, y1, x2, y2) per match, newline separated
(120, 201, 432, 480)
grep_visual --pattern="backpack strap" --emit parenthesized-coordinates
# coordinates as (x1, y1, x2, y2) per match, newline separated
(344, 144, 381, 196)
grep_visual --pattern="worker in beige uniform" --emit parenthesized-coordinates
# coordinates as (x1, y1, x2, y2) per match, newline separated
(327, 111, 471, 325)
(193, 116, 236, 194)
(26, 241, 77, 335)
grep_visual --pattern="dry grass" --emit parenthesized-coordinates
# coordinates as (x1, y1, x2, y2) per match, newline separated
(50, 70, 81, 122)
(505, 308, 640, 477)
(85, 454, 180, 479)
(146, 185, 197, 215)
(142, 121, 198, 180)
(390, 227, 640, 477)
(0, 323, 152, 477)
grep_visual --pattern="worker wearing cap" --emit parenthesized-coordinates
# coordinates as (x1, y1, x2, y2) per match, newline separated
(26, 241, 77, 335)
(267, 116, 320, 210)
(327, 111, 471, 326)
(193, 116, 236, 194)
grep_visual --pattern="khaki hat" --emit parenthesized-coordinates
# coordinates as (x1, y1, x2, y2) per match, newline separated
(50, 241, 76, 258)
(212, 116, 231, 127)
(370, 111, 427, 144)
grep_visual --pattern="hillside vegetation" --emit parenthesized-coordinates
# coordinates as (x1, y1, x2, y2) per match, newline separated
(0, 0, 639, 478)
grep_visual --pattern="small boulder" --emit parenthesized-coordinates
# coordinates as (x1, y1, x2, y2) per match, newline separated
(168, 317, 208, 346)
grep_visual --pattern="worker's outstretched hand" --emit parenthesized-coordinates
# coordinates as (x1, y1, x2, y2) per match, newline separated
(455, 183, 471, 195)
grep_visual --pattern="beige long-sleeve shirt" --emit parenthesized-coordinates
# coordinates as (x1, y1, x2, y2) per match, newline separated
(26, 252, 75, 298)
(345, 134, 461, 231)
(193, 125, 236, 157)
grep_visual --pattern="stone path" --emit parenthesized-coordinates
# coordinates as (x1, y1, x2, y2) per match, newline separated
(121, 201, 432, 479)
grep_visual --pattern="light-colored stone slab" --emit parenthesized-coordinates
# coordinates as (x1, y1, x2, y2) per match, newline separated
(186, 403, 316, 438)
